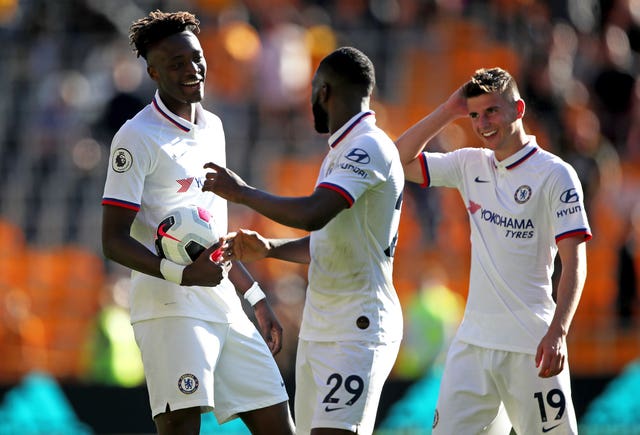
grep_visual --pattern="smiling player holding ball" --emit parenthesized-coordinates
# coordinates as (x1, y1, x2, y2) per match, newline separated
(101, 10, 294, 435)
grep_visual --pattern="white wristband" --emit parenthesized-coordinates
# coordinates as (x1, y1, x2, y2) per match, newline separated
(160, 259, 186, 285)
(243, 282, 266, 306)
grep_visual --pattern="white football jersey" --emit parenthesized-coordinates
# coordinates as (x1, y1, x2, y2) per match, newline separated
(420, 137, 592, 353)
(301, 111, 404, 343)
(102, 91, 243, 324)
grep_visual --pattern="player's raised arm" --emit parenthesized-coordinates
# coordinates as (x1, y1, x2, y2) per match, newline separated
(395, 86, 468, 183)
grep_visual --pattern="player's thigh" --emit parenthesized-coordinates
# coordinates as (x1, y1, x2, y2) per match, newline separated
(213, 315, 289, 424)
(295, 339, 400, 435)
(133, 317, 224, 418)
(433, 340, 509, 435)
(500, 353, 577, 435)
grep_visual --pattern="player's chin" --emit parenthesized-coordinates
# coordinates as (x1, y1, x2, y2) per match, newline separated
(182, 86, 204, 102)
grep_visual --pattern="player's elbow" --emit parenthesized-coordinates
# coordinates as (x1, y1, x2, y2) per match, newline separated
(297, 208, 336, 232)
(101, 232, 125, 263)
(301, 216, 331, 232)
(102, 237, 117, 261)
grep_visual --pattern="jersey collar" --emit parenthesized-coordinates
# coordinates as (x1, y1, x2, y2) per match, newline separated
(493, 136, 538, 170)
(151, 91, 204, 133)
(328, 111, 374, 148)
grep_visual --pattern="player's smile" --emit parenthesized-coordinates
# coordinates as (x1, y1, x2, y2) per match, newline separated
(180, 77, 204, 100)
(481, 129, 497, 138)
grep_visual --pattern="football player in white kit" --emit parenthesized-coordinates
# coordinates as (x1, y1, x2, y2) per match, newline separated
(101, 10, 294, 435)
(395, 67, 592, 434)
(202, 47, 404, 435)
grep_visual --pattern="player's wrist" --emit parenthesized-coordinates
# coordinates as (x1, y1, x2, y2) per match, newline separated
(244, 281, 266, 306)
(160, 258, 185, 285)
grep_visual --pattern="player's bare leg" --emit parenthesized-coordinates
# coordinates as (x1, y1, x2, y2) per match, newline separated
(154, 406, 200, 435)
(239, 401, 295, 434)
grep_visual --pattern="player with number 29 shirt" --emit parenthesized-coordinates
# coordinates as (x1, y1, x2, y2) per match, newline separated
(203, 47, 404, 435)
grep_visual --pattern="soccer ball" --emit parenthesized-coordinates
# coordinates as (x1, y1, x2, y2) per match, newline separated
(155, 205, 219, 265)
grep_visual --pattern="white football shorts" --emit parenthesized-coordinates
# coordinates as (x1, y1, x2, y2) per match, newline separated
(294, 339, 401, 435)
(133, 316, 289, 424)
(432, 338, 578, 435)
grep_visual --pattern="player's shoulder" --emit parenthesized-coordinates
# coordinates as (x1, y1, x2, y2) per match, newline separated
(199, 106, 224, 127)
(114, 104, 156, 137)
(533, 146, 576, 174)
(352, 128, 398, 162)
(448, 146, 491, 162)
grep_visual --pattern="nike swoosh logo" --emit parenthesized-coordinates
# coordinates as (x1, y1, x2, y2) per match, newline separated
(158, 223, 181, 242)
(542, 423, 561, 432)
(324, 405, 345, 412)
(474, 176, 490, 183)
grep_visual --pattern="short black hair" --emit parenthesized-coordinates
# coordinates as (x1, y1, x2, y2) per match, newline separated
(463, 67, 520, 102)
(319, 47, 376, 96)
(129, 10, 200, 59)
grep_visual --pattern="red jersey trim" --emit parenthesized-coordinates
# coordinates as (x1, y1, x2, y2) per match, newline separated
(419, 153, 430, 188)
(152, 97, 191, 132)
(317, 182, 355, 207)
(555, 228, 592, 243)
(102, 198, 140, 212)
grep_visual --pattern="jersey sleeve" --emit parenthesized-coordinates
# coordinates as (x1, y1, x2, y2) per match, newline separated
(421, 148, 467, 188)
(102, 123, 154, 211)
(548, 161, 592, 242)
(317, 136, 390, 207)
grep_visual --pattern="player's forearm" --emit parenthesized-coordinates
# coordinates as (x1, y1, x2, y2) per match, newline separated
(228, 260, 256, 292)
(266, 236, 310, 264)
(395, 104, 459, 165)
(549, 249, 587, 336)
(103, 233, 164, 279)
(237, 188, 331, 231)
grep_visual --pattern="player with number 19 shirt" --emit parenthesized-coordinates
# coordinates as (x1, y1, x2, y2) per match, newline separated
(422, 139, 590, 353)
(396, 67, 591, 435)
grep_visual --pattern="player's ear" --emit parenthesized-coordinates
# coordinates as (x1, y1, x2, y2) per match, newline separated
(147, 64, 158, 81)
(515, 99, 525, 119)
(319, 83, 330, 102)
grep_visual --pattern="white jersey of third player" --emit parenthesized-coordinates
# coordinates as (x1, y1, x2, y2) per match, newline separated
(420, 137, 592, 354)
(301, 111, 404, 343)
(102, 91, 243, 324)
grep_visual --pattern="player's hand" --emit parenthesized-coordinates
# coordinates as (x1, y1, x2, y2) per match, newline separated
(202, 162, 249, 203)
(535, 329, 567, 378)
(182, 243, 231, 287)
(225, 229, 270, 263)
(253, 298, 283, 355)
(442, 85, 468, 119)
